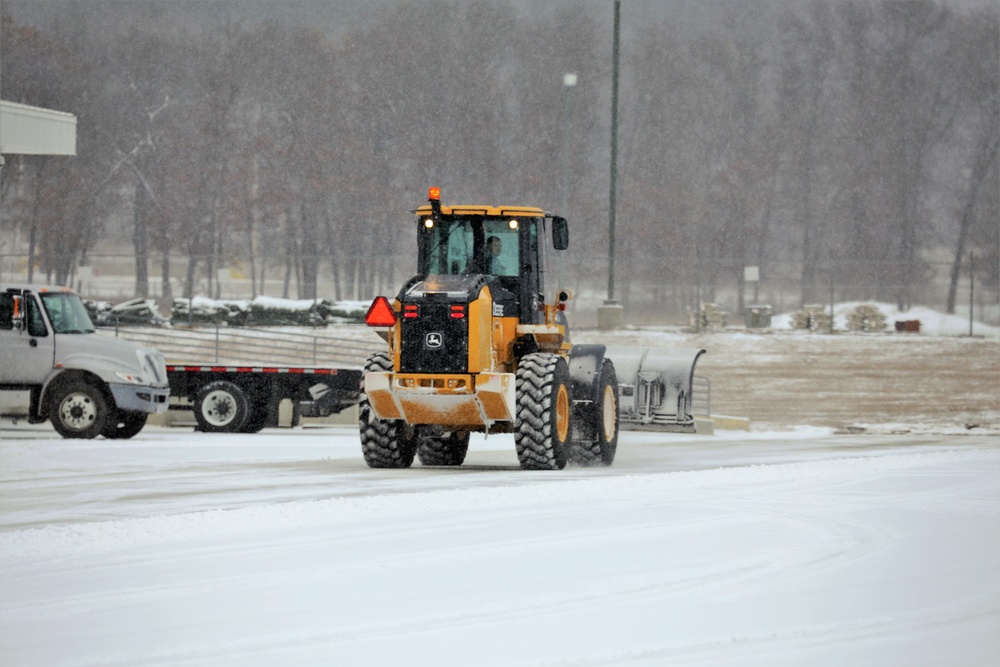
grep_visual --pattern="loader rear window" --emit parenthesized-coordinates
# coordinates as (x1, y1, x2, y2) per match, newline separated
(419, 216, 520, 278)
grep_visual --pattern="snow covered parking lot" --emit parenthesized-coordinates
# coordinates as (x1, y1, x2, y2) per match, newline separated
(1, 424, 998, 666)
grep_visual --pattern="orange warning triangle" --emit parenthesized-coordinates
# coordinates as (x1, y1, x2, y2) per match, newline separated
(365, 296, 397, 327)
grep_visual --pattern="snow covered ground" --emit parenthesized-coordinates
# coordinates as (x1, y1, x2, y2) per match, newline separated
(1, 424, 998, 666)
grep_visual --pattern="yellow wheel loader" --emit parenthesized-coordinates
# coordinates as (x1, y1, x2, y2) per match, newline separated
(361, 188, 619, 470)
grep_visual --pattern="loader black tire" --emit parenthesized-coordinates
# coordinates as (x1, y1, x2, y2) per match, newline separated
(514, 352, 572, 470)
(417, 431, 470, 466)
(194, 381, 249, 433)
(359, 352, 417, 468)
(568, 360, 619, 466)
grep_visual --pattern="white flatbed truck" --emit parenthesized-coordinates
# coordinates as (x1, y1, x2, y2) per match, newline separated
(1, 284, 170, 438)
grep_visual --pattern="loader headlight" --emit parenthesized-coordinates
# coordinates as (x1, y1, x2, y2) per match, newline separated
(508, 219, 518, 230)
(424, 218, 434, 229)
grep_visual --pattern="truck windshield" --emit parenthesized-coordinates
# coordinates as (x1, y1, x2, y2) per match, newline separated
(421, 217, 520, 277)
(40, 292, 96, 334)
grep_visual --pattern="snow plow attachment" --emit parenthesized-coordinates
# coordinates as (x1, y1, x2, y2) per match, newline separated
(604, 346, 706, 432)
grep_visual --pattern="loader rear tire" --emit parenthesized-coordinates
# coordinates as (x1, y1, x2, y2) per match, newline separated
(417, 431, 470, 466)
(359, 352, 417, 468)
(515, 353, 571, 470)
(569, 360, 619, 466)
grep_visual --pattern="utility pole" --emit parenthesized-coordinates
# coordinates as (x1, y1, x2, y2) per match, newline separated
(608, 0, 620, 304)
(598, 0, 624, 330)
(969, 251, 975, 337)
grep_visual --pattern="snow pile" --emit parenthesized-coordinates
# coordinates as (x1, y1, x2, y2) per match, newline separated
(169, 295, 368, 326)
(772, 301, 1000, 337)
(94, 297, 170, 327)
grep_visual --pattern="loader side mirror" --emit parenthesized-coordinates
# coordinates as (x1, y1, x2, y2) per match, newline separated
(552, 217, 569, 250)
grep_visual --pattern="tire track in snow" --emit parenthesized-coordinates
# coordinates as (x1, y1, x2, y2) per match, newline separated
(2, 448, 997, 667)
(3, 448, 993, 560)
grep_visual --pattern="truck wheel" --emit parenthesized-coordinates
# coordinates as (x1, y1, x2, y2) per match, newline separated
(515, 353, 572, 470)
(569, 360, 619, 466)
(241, 405, 269, 433)
(359, 352, 417, 468)
(102, 410, 148, 439)
(49, 381, 109, 439)
(417, 431, 470, 466)
(194, 381, 249, 433)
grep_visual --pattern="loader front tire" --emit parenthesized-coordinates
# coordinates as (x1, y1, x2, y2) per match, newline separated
(417, 431, 470, 466)
(359, 352, 417, 468)
(515, 353, 572, 470)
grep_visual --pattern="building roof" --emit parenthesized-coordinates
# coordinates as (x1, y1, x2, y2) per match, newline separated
(0, 100, 77, 156)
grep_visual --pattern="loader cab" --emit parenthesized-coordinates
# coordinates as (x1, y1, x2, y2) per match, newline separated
(414, 199, 566, 325)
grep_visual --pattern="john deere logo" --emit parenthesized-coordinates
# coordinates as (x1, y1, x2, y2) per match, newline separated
(425, 332, 443, 349)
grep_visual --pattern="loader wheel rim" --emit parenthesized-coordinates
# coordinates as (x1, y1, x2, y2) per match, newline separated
(602, 385, 616, 441)
(556, 384, 570, 443)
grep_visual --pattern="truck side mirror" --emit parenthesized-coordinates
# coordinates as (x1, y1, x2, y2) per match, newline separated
(11, 295, 25, 331)
(552, 217, 569, 250)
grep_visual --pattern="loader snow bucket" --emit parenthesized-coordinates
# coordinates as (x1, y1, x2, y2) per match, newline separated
(604, 346, 706, 433)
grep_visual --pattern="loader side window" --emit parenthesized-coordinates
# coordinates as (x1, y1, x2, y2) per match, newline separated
(481, 219, 519, 278)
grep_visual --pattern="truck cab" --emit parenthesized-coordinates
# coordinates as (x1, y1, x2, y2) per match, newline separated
(0, 284, 169, 439)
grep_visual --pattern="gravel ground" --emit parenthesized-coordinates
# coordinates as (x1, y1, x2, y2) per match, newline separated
(577, 329, 1000, 431)
(114, 322, 1000, 433)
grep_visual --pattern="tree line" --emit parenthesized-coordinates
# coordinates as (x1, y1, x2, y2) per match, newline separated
(1, 0, 997, 317)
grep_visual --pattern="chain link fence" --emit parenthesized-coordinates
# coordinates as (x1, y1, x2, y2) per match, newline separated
(3, 251, 998, 327)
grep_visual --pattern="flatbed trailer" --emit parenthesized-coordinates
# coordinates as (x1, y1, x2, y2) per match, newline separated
(166, 364, 362, 433)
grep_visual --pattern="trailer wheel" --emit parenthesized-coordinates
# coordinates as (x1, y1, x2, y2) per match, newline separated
(515, 353, 571, 470)
(417, 431, 470, 466)
(359, 353, 417, 468)
(194, 381, 249, 433)
(569, 360, 619, 466)
(49, 381, 109, 439)
(102, 410, 148, 439)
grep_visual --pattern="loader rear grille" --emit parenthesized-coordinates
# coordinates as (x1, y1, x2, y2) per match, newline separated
(399, 302, 468, 374)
